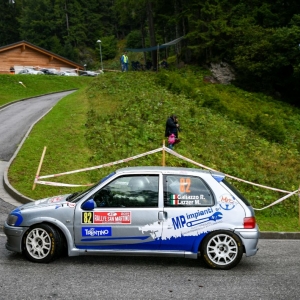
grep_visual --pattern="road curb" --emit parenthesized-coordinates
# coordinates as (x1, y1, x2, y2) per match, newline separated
(1, 91, 77, 205)
(260, 231, 300, 239)
(0, 89, 77, 110)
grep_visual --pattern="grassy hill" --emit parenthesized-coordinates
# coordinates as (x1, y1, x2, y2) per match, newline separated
(0, 74, 92, 106)
(2, 69, 300, 231)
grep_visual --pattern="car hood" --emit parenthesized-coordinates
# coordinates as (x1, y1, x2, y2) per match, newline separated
(18, 194, 71, 211)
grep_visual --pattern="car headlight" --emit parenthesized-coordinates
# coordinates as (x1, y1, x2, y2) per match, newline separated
(6, 214, 19, 226)
(6, 208, 23, 226)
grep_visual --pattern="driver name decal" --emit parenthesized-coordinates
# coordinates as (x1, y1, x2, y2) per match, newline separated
(170, 194, 207, 205)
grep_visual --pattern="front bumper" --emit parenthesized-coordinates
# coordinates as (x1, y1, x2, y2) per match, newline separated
(234, 228, 260, 257)
(4, 222, 29, 253)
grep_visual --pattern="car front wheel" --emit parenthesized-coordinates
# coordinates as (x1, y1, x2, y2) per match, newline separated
(201, 230, 243, 270)
(23, 224, 62, 263)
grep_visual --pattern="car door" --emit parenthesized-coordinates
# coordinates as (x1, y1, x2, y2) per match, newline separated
(73, 174, 163, 250)
(160, 174, 218, 252)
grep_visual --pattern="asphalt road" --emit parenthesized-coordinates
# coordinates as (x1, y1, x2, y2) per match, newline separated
(0, 91, 74, 161)
(0, 234, 300, 300)
(0, 199, 15, 230)
(0, 91, 76, 229)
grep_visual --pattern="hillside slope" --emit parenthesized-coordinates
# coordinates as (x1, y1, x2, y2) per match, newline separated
(6, 69, 300, 231)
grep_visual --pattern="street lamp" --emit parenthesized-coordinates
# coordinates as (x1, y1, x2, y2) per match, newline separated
(84, 64, 87, 71)
(96, 40, 103, 71)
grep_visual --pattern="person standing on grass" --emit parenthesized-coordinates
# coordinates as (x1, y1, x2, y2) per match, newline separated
(121, 51, 129, 72)
(165, 114, 180, 149)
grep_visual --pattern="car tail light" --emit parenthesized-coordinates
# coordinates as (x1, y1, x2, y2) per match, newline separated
(244, 217, 256, 229)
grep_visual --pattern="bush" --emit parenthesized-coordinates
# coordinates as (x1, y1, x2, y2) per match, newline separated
(202, 97, 228, 114)
(250, 114, 286, 143)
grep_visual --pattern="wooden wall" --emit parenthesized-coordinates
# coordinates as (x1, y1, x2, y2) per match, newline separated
(0, 45, 82, 74)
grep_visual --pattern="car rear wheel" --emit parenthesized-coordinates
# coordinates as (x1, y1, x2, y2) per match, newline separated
(23, 224, 62, 263)
(201, 230, 243, 270)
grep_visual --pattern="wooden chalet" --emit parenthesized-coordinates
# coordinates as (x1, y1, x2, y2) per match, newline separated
(0, 41, 83, 74)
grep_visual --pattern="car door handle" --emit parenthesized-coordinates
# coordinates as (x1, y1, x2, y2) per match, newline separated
(158, 211, 167, 220)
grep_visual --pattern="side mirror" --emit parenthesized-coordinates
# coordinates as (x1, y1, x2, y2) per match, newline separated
(82, 199, 96, 210)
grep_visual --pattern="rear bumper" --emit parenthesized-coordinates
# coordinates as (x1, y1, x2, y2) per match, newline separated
(234, 228, 260, 257)
(4, 222, 29, 253)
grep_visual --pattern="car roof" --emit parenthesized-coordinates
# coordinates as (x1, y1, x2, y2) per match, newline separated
(115, 166, 224, 176)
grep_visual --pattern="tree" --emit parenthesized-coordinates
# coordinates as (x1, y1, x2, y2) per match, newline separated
(114, 0, 158, 69)
(0, 0, 21, 46)
(232, 20, 300, 103)
(18, 0, 66, 50)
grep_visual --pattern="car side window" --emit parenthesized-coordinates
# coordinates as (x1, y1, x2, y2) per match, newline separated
(93, 175, 159, 208)
(163, 175, 214, 207)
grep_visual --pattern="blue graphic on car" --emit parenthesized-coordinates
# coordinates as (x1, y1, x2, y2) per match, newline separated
(171, 208, 223, 230)
(186, 211, 223, 227)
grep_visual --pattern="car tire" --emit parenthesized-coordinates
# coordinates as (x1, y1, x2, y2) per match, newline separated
(22, 223, 62, 263)
(201, 230, 243, 270)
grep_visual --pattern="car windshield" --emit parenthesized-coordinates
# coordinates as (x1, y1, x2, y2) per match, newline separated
(68, 171, 116, 203)
(67, 184, 98, 203)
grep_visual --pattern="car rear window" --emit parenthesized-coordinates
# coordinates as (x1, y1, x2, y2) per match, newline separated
(163, 175, 214, 207)
(222, 179, 251, 206)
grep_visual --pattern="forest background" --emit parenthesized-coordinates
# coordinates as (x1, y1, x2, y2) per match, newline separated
(1, 0, 300, 105)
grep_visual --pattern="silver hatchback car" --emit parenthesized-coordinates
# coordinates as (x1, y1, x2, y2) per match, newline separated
(4, 166, 259, 269)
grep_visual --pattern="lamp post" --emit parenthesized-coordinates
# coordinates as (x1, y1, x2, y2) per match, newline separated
(84, 64, 87, 71)
(97, 40, 103, 71)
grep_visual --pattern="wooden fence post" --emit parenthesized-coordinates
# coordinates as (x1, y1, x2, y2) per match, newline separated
(32, 146, 47, 190)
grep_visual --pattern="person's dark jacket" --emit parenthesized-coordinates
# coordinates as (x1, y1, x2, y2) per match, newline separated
(165, 116, 179, 138)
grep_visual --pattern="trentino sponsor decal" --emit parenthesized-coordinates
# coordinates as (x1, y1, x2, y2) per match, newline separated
(82, 227, 112, 237)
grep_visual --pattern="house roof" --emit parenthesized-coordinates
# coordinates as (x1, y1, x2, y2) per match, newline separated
(0, 40, 83, 69)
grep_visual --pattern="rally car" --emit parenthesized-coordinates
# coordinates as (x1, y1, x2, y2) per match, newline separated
(4, 166, 259, 269)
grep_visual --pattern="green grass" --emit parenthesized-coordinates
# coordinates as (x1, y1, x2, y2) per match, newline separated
(2, 69, 300, 232)
(256, 215, 300, 232)
(0, 74, 93, 106)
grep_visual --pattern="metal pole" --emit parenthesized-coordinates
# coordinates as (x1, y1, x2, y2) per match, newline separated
(100, 42, 103, 71)
(97, 40, 103, 71)
(157, 44, 159, 72)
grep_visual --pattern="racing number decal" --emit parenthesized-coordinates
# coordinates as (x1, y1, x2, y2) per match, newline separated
(82, 212, 93, 224)
(179, 177, 191, 193)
